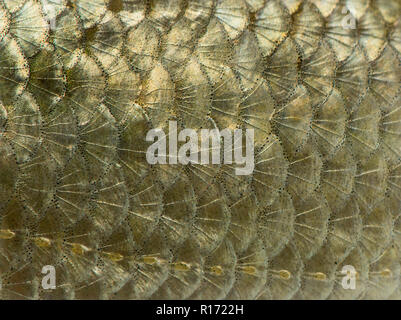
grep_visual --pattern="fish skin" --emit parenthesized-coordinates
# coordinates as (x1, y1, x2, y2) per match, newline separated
(0, 0, 400, 300)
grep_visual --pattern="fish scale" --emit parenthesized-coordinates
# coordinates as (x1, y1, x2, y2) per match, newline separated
(0, 0, 400, 300)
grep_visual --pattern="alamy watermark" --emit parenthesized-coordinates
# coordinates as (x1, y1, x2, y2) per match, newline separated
(341, 265, 357, 290)
(341, 7, 356, 30)
(41, 0, 57, 30)
(41, 265, 56, 289)
(146, 121, 255, 175)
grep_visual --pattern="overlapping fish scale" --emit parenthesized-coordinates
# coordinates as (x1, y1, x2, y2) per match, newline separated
(290, 2, 325, 58)
(114, 0, 146, 29)
(26, 44, 66, 114)
(89, 164, 129, 237)
(346, 90, 381, 163)
(238, 79, 274, 148)
(209, 65, 241, 130)
(183, 118, 222, 195)
(191, 183, 231, 255)
(64, 53, 107, 126)
(0, 1, 10, 39)
(125, 19, 161, 75)
(225, 238, 268, 299)
(0, 262, 40, 299)
(374, 0, 401, 24)
(358, 5, 387, 62)
(390, 17, 401, 56)
(353, 150, 388, 213)
(50, 8, 83, 69)
(252, 133, 289, 208)
(117, 103, 152, 188)
(324, 1, 358, 62)
(386, 162, 401, 221)
(335, 45, 369, 110)
(126, 173, 163, 249)
(231, 29, 264, 92)
(57, 217, 103, 293)
(298, 244, 337, 300)
(39, 0, 66, 25)
(74, 0, 108, 29)
(160, 0, 214, 73)
(104, 58, 141, 123)
(0, 0, 401, 300)
(0, 34, 29, 106)
(147, 0, 184, 33)
(214, 0, 248, 40)
(16, 147, 57, 218)
(27, 208, 70, 297)
(8, 0, 49, 58)
(0, 140, 18, 210)
(369, 44, 401, 110)
(380, 95, 401, 166)
(264, 243, 303, 300)
(286, 139, 323, 199)
(40, 100, 78, 167)
(270, 85, 312, 156)
(77, 103, 119, 183)
(225, 192, 258, 254)
(117, 231, 172, 299)
(357, 199, 393, 263)
(256, 190, 295, 259)
(170, 56, 212, 129)
(3, 92, 42, 164)
(0, 197, 30, 269)
(310, 0, 338, 18)
(136, 62, 175, 130)
(320, 144, 357, 214)
(195, 17, 232, 81)
(263, 37, 300, 103)
(150, 236, 204, 299)
(245, 0, 264, 13)
(252, 0, 290, 57)
(189, 239, 236, 300)
(325, 196, 362, 261)
(3, 0, 27, 13)
(363, 242, 401, 299)
(157, 175, 196, 249)
(84, 11, 124, 70)
(286, 187, 330, 261)
(182, 0, 215, 35)
(54, 151, 90, 226)
(345, 0, 369, 20)
(311, 88, 347, 159)
(300, 40, 336, 108)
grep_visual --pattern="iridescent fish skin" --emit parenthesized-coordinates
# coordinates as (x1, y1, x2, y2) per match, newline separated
(0, 0, 400, 300)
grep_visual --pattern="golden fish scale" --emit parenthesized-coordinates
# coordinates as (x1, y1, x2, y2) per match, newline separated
(0, 0, 400, 299)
